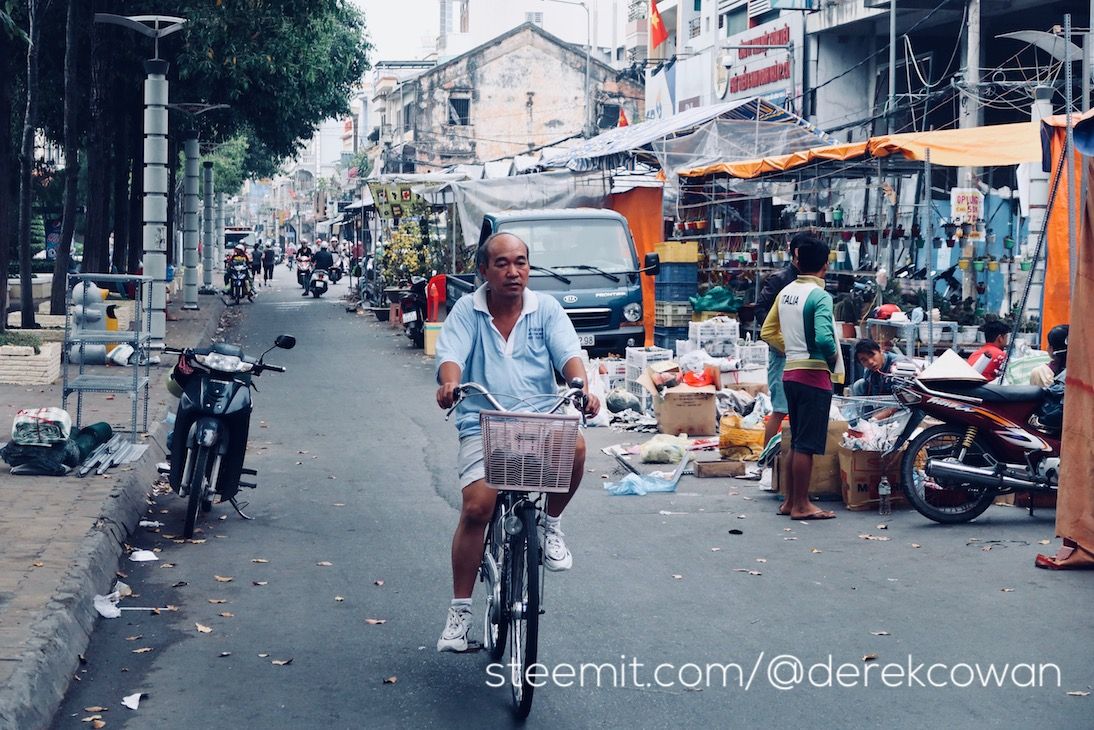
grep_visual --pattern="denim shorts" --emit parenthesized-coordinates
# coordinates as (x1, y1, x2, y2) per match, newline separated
(767, 353, 787, 413)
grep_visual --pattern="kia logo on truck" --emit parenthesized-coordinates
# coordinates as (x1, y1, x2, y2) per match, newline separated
(562, 295, 578, 304)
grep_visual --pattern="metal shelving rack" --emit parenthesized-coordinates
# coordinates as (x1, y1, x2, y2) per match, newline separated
(62, 273, 153, 441)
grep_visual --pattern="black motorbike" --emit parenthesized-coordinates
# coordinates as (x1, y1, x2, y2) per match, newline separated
(228, 260, 252, 304)
(297, 254, 313, 290)
(400, 276, 428, 348)
(328, 253, 344, 284)
(162, 336, 295, 538)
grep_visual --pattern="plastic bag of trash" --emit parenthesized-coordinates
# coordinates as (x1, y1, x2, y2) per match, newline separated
(639, 433, 689, 463)
(719, 413, 765, 458)
(603, 472, 678, 496)
(741, 392, 773, 428)
(606, 389, 642, 414)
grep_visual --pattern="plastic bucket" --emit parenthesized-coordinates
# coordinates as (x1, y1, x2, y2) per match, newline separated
(424, 322, 443, 357)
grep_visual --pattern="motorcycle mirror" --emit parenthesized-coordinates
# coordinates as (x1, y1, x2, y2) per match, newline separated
(274, 335, 296, 350)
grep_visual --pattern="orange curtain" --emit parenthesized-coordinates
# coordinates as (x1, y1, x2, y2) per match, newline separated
(1049, 153, 1094, 568)
(1043, 128, 1080, 348)
(609, 186, 663, 346)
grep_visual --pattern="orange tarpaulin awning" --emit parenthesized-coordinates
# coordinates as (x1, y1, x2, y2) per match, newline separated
(679, 122, 1044, 179)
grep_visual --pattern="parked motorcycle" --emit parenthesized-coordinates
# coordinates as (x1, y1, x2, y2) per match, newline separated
(161, 336, 296, 538)
(888, 374, 1062, 523)
(400, 275, 427, 347)
(309, 268, 330, 298)
(228, 260, 253, 304)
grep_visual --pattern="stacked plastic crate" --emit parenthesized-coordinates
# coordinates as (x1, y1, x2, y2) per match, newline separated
(653, 242, 699, 350)
(688, 318, 740, 358)
(625, 346, 672, 413)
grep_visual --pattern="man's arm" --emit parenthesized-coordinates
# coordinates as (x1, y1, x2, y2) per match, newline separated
(760, 298, 785, 354)
(434, 300, 475, 408)
(811, 291, 838, 368)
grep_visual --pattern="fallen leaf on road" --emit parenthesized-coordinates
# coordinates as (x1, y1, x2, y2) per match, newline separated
(132, 648, 153, 654)
(207, 599, 226, 605)
(365, 618, 387, 625)
(125, 635, 141, 641)
(1038, 539, 1051, 545)
(92, 721, 106, 729)
(31, 561, 44, 568)
(159, 563, 176, 569)
(80, 714, 102, 723)
(219, 652, 231, 658)
(214, 575, 233, 583)
(810, 548, 822, 554)
(195, 623, 213, 634)
(272, 658, 293, 666)
(316, 561, 333, 567)
(115, 571, 128, 579)
(252, 581, 268, 586)
(84, 706, 107, 713)
(219, 612, 234, 618)
(863, 654, 878, 662)
(373, 580, 384, 587)
(383, 676, 397, 685)
(870, 631, 890, 636)
(171, 581, 187, 588)
(251, 559, 269, 564)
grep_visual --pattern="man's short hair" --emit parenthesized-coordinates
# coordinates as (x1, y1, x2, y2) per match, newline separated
(981, 321, 1009, 343)
(854, 339, 882, 358)
(794, 234, 829, 273)
(788, 231, 815, 254)
(476, 232, 530, 270)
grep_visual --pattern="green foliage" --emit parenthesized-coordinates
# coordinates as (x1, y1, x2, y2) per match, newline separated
(0, 331, 42, 353)
(379, 219, 426, 285)
(30, 214, 44, 252)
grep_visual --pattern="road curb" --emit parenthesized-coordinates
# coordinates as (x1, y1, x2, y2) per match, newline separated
(0, 299, 226, 730)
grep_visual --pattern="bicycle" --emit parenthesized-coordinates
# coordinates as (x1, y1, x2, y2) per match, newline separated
(446, 379, 586, 719)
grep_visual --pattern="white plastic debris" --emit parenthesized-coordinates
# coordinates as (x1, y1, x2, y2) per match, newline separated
(122, 692, 144, 710)
(93, 592, 122, 619)
(129, 549, 158, 562)
(115, 580, 133, 597)
(138, 520, 164, 529)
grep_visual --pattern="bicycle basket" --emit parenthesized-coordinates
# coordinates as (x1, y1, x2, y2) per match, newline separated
(479, 410, 580, 492)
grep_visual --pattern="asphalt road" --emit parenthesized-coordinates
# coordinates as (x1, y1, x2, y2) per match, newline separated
(53, 267, 1092, 729)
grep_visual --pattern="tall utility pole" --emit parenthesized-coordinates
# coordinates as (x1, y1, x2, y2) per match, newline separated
(888, 0, 897, 133)
(215, 192, 225, 263)
(958, 0, 982, 184)
(181, 133, 199, 309)
(93, 14, 187, 352)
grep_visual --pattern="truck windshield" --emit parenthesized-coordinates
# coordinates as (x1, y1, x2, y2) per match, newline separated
(499, 219, 636, 273)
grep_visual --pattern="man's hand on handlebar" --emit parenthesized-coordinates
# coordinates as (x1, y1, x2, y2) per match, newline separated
(581, 392, 601, 418)
(437, 381, 461, 410)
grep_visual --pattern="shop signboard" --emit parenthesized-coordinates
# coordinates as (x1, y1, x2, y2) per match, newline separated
(716, 14, 803, 106)
(950, 187, 983, 224)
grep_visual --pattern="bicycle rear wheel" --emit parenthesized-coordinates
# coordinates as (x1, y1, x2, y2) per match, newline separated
(507, 501, 540, 719)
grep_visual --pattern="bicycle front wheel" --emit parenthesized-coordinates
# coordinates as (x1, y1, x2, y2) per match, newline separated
(507, 501, 540, 719)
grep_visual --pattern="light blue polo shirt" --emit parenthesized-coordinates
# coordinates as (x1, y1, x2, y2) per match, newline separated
(435, 284, 583, 438)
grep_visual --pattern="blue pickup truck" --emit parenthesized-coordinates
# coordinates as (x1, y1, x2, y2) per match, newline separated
(447, 209, 660, 356)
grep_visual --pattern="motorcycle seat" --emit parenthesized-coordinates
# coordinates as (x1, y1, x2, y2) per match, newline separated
(211, 342, 245, 358)
(929, 380, 1045, 403)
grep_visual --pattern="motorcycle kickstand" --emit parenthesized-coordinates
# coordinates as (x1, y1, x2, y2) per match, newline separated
(229, 497, 254, 520)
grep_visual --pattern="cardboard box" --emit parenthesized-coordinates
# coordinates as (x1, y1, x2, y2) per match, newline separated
(837, 446, 906, 511)
(638, 363, 722, 437)
(723, 383, 769, 398)
(772, 420, 847, 499)
(993, 491, 1057, 509)
(695, 459, 748, 478)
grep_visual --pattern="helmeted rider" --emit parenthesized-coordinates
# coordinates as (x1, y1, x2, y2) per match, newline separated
(225, 244, 255, 299)
(313, 239, 335, 272)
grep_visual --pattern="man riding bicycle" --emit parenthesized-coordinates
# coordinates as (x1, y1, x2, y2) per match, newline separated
(434, 232, 600, 652)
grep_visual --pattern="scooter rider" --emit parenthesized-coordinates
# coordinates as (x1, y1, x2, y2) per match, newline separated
(225, 244, 255, 299)
(313, 240, 335, 272)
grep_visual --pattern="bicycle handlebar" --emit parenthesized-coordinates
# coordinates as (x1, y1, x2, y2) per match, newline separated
(446, 380, 587, 422)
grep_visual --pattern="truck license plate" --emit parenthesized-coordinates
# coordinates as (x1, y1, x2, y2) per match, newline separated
(578, 335, 595, 347)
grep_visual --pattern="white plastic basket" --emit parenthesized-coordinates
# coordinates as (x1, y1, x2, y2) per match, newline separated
(479, 410, 580, 492)
(689, 318, 739, 357)
(739, 339, 769, 368)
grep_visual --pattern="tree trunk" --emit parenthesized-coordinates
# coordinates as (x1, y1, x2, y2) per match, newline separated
(127, 121, 142, 274)
(82, 17, 110, 274)
(0, 30, 15, 334)
(18, 0, 47, 329)
(111, 112, 130, 273)
(50, 0, 83, 314)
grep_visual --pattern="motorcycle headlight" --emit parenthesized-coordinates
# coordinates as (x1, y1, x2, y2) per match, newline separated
(194, 352, 253, 373)
(623, 302, 642, 323)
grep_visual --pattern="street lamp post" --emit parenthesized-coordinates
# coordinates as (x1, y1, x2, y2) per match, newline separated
(543, 0, 592, 137)
(93, 13, 186, 352)
(201, 160, 215, 294)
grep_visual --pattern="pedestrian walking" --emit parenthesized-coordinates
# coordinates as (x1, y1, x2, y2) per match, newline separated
(251, 242, 264, 285)
(262, 244, 276, 285)
(761, 233, 843, 520)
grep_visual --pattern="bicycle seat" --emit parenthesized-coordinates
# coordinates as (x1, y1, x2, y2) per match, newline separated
(930, 380, 1045, 403)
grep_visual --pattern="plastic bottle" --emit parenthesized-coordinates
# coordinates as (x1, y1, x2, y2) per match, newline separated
(878, 476, 892, 516)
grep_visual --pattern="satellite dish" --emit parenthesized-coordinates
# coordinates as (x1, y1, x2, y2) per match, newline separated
(997, 31, 1083, 62)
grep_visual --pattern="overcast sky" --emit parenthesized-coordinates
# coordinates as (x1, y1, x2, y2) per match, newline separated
(352, 0, 440, 63)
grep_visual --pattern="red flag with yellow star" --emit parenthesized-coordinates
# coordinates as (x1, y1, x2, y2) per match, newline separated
(618, 107, 629, 127)
(649, 1, 669, 49)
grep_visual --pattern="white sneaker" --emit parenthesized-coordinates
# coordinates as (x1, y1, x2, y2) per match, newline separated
(542, 522, 573, 572)
(436, 605, 472, 652)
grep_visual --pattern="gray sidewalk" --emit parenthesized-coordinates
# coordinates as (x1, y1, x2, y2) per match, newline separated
(0, 296, 229, 730)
